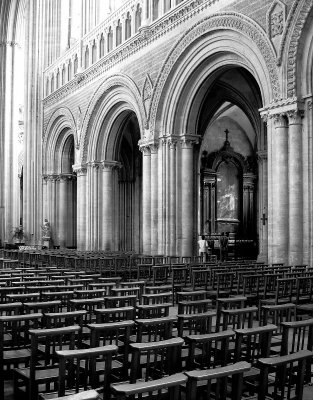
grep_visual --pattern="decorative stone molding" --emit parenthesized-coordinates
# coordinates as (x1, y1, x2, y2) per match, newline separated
(88, 161, 102, 170)
(243, 173, 257, 191)
(287, 109, 303, 124)
(267, 0, 286, 39)
(142, 74, 153, 123)
(101, 160, 122, 171)
(259, 97, 304, 120)
(257, 150, 268, 162)
(285, 0, 313, 98)
(43, 174, 60, 182)
(149, 12, 280, 137)
(72, 164, 87, 176)
(180, 134, 201, 149)
(59, 173, 76, 182)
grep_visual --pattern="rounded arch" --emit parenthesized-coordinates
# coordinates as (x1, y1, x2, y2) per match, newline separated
(43, 107, 77, 173)
(149, 12, 280, 139)
(80, 74, 145, 164)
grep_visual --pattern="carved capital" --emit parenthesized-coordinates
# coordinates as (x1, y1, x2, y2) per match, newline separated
(180, 134, 201, 149)
(88, 161, 101, 170)
(45, 174, 59, 182)
(257, 150, 267, 162)
(59, 173, 75, 182)
(101, 160, 122, 171)
(287, 109, 303, 125)
(271, 113, 287, 127)
(243, 173, 257, 191)
(73, 164, 87, 176)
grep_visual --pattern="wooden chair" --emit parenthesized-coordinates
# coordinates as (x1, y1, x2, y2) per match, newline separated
(233, 324, 277, 394)
(185, 329, 235, 370)
(95, 306, 135, 323)
(255, 350, 313, 400)
(260, 278, 297, 306)
(141, 291, 173, 305)
(40, 345, 118, 399)
(111, 372, 187, 400)
(215, 296, 247, 332)
(135, 316, 176, 343)
(261, 303, 296, 355)
(13, 325, 81, 400)
(171, 266, 188, 305)
(221, 306, 258, 331)
(280, 318, 313, 383)
(185, 361, 251, 400)
(0, 313, 42, 398)
(295, 275, 313, 318)
(136, 302, 171, 319)
(87, 320, 135, 380)
(152, 265, 170, 286)
(177, 311, 216, 338)
(129, 337, 184, 383)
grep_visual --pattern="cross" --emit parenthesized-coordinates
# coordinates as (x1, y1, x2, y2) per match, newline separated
(224, 129, 229, 142)
(261, 213, 267, 225)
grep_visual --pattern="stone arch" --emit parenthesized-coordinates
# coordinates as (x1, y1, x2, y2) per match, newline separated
(148, 12, 280, 138)
(80, 74, 145, 164)
(43, 107, 77, 173)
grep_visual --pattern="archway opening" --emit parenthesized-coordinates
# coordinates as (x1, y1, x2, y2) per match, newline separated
(197, 67, 262, 259)
(58, 133, 77, 248)
(115, 112, 142, 252)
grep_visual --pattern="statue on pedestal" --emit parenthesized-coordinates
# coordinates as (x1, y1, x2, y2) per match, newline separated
(41, 218, 51, 238)
(41, 219, 51, 249)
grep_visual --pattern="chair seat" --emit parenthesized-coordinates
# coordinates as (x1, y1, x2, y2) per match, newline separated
(4, 348, 31, 362)
(15, 366, 59, 382)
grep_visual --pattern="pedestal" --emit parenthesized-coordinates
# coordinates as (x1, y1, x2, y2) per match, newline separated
(42, 237, 51, 249)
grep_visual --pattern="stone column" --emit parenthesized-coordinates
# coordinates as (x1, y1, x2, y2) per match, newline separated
(140, 144, 151, 254)
(101, 161, 121, 251)
(271, 113, 289, 264)
(287, 110, 303, 265)
(243, 173, 257, 237)
(168, 138, 177, 255)
(180, 135, 199, 256)
(73, 164, 87, 250)
(150, 143, 159, 255)
(158, 137, 166, 255)
(303, 97, 313, 265)
(89, 162, 100, 250)
(58, 174, 72, 247)
(257, 150, 268, 262)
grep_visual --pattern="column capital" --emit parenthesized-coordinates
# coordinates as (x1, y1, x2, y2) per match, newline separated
(138, 139, 159, 154)
(180, 134, 201, 149)
(88, 160, 102, 169)
(287, 109, 303, 125)
(257, 150, 267, 162)
(59, 173, 75, 182)
(243, 173, 257, 190)
(101, 160, 122, 171)
(73, 164, 87, 176)
(44, 174, 59, 182)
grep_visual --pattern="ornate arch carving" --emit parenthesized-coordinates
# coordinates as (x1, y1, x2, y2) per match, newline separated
(79, 73, 145, 165)
(148, 12, 280, 138)
(284, 0, 313, 98)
